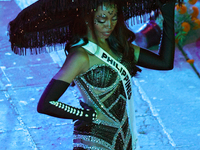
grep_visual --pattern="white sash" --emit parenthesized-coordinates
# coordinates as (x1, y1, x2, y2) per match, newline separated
(73, 40, 139, 149)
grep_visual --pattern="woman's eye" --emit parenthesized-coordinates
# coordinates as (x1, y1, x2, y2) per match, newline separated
(96, 16, 117, 24)
(112, 17, 117, 21)
(97, 19, 106, 23)
(112, 15, 118, 21)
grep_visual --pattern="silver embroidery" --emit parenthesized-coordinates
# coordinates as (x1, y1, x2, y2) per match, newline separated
(73, 64, 137, 149)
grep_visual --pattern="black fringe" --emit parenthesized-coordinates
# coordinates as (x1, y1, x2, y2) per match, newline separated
(8, 0, 183, 55)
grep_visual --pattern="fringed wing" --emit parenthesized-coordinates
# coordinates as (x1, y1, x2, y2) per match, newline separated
(8, 0, 183, 55)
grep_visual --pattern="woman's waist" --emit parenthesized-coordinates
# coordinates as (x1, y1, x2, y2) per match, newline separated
(81, 99, 127, 125)
(80, 96, 128, 123)
(85, 101, 117, 124)
(74, 116, 130, 136)
(74, 118, 120, 131)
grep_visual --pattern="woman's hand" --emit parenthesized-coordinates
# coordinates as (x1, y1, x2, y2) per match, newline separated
(80, 100, 97, 122)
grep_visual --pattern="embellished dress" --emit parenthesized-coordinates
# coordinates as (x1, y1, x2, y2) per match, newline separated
(73, 54, 138, 150)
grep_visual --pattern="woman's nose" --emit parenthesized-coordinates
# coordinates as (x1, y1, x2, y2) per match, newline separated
(105, 20, 112, 29)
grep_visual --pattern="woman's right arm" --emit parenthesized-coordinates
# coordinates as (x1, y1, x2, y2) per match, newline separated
(37, 47, 97, 122)
(134, 1, 175, 70)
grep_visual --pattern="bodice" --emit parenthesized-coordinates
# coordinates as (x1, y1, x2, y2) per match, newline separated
(74, 63, 127, 124)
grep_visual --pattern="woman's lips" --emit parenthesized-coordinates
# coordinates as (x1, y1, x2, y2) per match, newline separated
(102, 32, 112, 37)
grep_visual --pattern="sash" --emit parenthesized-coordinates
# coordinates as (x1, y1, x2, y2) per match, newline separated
(72, 40, 139, 149)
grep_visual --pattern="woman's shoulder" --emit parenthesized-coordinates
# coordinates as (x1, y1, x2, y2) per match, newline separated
(68, 46, 90, 60)
(69, 45, 93, 57)
(67, 46, 92, 71)
(53, 46, 90, 82)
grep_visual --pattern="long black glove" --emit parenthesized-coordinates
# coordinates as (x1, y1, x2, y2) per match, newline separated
(37, 79, 97, 122)
(136, 0, 175, 70)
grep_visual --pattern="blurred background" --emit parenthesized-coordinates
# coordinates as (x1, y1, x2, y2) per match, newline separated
(0, 0, 200, 150)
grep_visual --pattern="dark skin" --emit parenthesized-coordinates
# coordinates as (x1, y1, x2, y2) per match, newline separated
(35, 1, 175, 148)
(52, 1, 175, 121)
(53, 4, 122, 83)
(53, 0, 175, 83)
(37, 2, 175, 149)
(53, 4, 137, 121)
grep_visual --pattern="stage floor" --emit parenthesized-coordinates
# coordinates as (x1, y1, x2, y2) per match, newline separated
(0, 0, 200, 150)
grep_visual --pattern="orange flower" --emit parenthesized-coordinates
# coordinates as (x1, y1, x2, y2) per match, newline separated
(181, 22, 191, 32)
(187, 59, 194, 64)
(190, 6, 199, 18)
(176, 4, 187, 14)
(193, 18, 200, 29)
(188, 0, 198, 5)
(175, 38, 179, 44)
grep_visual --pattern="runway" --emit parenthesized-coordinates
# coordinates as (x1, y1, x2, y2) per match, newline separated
(0, 0, 200, 149)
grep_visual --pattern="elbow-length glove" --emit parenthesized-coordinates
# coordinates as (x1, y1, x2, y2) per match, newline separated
(137, 0, 175, 70)
(37, 79, 97, 122)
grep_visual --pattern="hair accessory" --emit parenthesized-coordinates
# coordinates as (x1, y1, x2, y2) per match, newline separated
(8, 0, 183, 55)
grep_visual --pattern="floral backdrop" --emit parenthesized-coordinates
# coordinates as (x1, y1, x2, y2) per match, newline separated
(156, 0, 200, 46)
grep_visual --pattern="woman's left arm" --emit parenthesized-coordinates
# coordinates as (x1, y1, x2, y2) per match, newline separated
(134, 1, 175, 70)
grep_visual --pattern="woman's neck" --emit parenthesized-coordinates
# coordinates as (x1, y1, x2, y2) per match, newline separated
(87, 29, 107, 45)
(87, 29, 111, 53)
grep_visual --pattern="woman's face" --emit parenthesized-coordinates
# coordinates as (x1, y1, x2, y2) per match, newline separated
(93, 3, 118, 40)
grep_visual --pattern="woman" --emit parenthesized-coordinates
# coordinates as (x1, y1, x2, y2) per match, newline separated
(36, 0, 175, 149)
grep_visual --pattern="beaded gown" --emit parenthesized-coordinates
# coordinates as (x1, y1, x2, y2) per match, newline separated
(73, 51, 138, 150)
